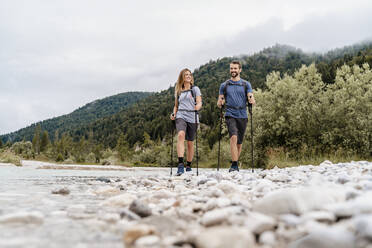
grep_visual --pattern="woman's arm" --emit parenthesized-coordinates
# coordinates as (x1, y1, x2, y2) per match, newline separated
(195, 95, 202, 111)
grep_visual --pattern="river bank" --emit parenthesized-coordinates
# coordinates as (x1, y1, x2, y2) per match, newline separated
(0, 160, 371, 247)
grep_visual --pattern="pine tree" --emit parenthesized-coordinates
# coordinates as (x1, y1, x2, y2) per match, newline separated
(32, 124, 41, 155)
(40, 130, 50, 152)
(116, 133, 131, 161)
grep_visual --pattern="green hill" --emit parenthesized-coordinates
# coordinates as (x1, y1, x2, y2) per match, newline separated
(67, 43, 372, 149)
(1, 91, 153, 143)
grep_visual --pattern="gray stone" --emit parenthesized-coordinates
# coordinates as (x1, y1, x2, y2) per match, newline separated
(52, 187, 70, 195)
(97, 177, 111, 183)
(129, 199, 152, 218)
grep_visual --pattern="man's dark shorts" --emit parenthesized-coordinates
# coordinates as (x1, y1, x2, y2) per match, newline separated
(176, 118, 197, 141)
(225, 116, 248, 144)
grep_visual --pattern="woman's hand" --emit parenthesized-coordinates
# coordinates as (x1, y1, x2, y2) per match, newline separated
(170, 113, 175, 120)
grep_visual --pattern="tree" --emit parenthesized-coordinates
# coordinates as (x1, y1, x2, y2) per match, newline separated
(32, 124, 41, 155)
(0, 139, 3, 148)
(116, 133, 131, 161)
(40, 131, 50, 152)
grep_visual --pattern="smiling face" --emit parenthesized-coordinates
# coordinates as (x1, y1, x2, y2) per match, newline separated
(183, 70, 192, 84)
(230, 63, 241, 79)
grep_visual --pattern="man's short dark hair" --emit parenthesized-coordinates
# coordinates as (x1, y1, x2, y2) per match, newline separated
(230, 60, 242, 69)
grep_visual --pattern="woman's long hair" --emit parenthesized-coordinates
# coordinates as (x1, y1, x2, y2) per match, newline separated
(175, 68, 194, 98)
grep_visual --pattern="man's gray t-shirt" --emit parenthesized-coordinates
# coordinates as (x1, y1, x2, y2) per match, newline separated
(176, 86, 201, 123)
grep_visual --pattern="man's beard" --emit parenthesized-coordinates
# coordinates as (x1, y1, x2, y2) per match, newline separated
(231, 72, 238, 78)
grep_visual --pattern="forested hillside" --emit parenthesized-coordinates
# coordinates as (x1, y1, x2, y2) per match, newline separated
(1, 42, 371, 168)
(1, 92, 152, 143)
(69, 43, 372, 149)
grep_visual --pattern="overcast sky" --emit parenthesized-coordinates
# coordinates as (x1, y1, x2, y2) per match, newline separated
(1, 0, 372, 135)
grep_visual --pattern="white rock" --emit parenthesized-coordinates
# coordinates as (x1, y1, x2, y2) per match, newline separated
(205, 179, 218, 187)
(99, 213, 120, 223)
(289, 226, 354, 248)
(255, 179, 274, 193)
(302, 211, 336, 223)
(92, 186, 120, 196)
(280, 214, 302, 227)
(201, 209, 229, 226)
(353, 214, 372, 239)
(101, 193, 136, 207)
(216, 197, 231, 208)
(253, 186, 345, 216)
(319, 160, 333, 167)
(134, 235, 160, 246)
(0, 211, 44, 225)
(201, 206, 244, 227)
(259, 231, 276, 246)
(193, 226, 255, 248)
(244, 211, 276, 234)
(325, 194, 372, 218)
(266, 173, 291, 182)
(217, 180, 239, 194)
(123, 224, 156, 245)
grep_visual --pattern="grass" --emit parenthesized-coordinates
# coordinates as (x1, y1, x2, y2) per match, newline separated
(264, 147, 370, 169)
(0, 150, 22, 166)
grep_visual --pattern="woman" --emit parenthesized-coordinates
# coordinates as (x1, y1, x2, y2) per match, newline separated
(170, 68, 202, 176)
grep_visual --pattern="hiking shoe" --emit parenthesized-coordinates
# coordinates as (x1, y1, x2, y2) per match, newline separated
(228, 165, 239, 172)
(176, 163, 185, 176)
(186, 165, 192, 172)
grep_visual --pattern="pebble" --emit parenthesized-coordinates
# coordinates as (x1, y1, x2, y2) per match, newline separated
(129, 200, 152, 218)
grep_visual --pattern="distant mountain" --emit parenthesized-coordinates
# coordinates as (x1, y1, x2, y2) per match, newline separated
(65, 42, 372, 149)
(1, 91, 153, 143)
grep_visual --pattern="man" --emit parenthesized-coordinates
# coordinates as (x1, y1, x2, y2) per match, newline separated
(217, 60, 255, 172)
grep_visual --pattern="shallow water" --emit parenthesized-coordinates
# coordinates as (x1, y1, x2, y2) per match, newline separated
(0, 163, 171, 248)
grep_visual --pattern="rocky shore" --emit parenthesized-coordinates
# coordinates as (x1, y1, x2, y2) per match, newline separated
(0, 160, 372, 248)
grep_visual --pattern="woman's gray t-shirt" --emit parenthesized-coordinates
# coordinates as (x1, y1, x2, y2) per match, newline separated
(176, 86, 201, 123)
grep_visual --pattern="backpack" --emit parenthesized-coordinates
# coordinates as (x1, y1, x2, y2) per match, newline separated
(177, 85, 198, 112)
(223, 80, 248, 110)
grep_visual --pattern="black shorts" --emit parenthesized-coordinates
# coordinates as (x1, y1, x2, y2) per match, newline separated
(176, 118, 197, 141)
(225, 117, 248, 144)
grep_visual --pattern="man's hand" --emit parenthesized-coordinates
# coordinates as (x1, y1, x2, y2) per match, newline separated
(217, 96, 225, 108)
(248, 93, 256, 105)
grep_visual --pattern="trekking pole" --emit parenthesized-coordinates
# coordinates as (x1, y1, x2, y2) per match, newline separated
(248, 102, 254, 173)
(195, 110, 199, 176)
(217, 105, 223, 171)
(170, 119, 175, 176)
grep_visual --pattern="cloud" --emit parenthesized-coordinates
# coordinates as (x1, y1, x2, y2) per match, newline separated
(0, 1, 371, 134)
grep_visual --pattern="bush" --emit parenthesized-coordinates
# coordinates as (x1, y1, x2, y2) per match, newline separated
(11, 141, 33, 159)
(56, 153, 64, 162)
(0, 150, 22, 166)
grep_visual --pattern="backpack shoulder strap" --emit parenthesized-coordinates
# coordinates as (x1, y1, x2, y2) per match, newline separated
(223, 80, 230, 99)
